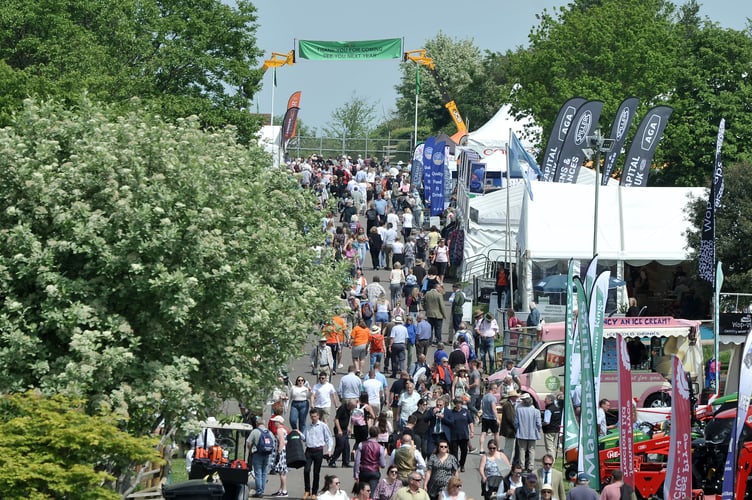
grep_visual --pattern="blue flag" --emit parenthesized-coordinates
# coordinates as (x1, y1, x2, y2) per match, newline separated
(422, 137, 435, 205)
(430, 141, 446, 216)
(509, 132, 542, 200)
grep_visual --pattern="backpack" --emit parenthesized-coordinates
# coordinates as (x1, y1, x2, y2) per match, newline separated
(361, 301, 373, 319)
(460, 334, 477, 361)
(366, 208, 378, 221)
(351, 404, 367, 427)
(256, 428, 275, 454)
(416, 236, 427, 252)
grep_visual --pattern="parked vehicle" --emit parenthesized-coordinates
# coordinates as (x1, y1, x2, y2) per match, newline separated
(489, 316, 703, 409)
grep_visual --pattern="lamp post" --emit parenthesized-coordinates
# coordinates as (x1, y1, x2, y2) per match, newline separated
(583, 129, 615, 255)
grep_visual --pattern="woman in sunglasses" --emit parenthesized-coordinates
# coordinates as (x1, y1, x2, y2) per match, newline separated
(424, 438, 459, 500)
(373, 466, 402, 500)
(318, 475, 349, 500)
(289, 376, 311, 432)
(478, 439, 511, 500)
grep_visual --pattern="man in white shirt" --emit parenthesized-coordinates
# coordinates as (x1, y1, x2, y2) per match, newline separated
(363, 368, 385, 417)
(311, 372, 339, 426)
(390, 317, 409, 378)
(382, 223, 398, 270)
(475, 313, 499, 373)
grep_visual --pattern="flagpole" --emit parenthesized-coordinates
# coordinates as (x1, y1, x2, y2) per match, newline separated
(414, 86, 419, 150)
(506, 129, 513, 320)
(270, 69, 275, 128)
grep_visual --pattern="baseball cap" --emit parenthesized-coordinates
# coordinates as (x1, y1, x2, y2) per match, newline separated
(577, 473, 590, 482)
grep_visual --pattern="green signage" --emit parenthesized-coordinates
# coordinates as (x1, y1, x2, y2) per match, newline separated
(298, 38, 402, 61)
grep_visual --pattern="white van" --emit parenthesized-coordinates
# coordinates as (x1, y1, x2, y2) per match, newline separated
(489, 316, 702, 409)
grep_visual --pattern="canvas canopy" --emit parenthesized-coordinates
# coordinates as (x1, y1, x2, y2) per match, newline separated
(466, 104, 539, 154)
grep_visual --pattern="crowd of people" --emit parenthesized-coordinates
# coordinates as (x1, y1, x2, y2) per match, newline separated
(209, 154, 623, 500)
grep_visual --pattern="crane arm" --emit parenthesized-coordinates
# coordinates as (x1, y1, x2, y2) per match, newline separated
(404, 49, 468, 143)
(261, 50, 295, 72)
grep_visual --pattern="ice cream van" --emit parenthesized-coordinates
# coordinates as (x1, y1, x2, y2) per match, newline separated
(488, 316, 703, 409)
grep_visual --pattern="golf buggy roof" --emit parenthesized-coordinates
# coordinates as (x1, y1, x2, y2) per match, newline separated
(198, 421, 254, 432)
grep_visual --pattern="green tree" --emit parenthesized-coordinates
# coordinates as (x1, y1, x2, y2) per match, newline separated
(395, 32, 491, 135)
(494, 0, 752, 185)
(0, 98, 346, 436)
(323, 94, 378, 139)
(686, 162, 752, 292)
(652, 21, 752, 186)
(0, 0, 264, 140)
(500, 0, 681, 148)
(0, 391, 161, 499)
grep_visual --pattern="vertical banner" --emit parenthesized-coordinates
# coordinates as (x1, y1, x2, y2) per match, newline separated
(721, 329, 752, 500)
(422, 137, 436, 204)
(443, 145, 452, 206)
(281, 91, 302, 150)
(563, 260, 580, 455)
(601, 97, 639, 185)
(664, 356, 692, 500)
(699, 119, 726, 282)
(411, 143, 425, 189)
(554, 100, 605, 183)
(541, 97, 586, 182)
(617, 334, 635, 488)
(620, 106, 673, 186)
(430, 142, 446, 216)
(589, 270, 610, 401)
(576, 277, 600, 490)
(509, 131, 542, 200)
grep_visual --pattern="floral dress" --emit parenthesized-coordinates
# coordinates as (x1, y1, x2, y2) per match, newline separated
(273, 427, 288, 474)
(426, 453, 459, 497)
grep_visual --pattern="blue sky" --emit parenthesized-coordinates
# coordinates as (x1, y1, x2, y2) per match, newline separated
(248, 1, 750, 133)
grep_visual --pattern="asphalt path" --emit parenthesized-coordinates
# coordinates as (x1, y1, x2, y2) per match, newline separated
(260, 230, 549, 500)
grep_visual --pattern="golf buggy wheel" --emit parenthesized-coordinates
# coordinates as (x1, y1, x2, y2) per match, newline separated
(565, 463, 578, 482)
(645, 392, 671, 408)
(237, 483, 249, 500)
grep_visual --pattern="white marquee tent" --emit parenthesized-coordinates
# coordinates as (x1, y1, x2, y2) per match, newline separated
(463, 182, 705, 312)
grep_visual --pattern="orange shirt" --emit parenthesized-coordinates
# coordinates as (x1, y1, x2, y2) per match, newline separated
(351, 325, 370, 347)
(324, 315, 347, 344)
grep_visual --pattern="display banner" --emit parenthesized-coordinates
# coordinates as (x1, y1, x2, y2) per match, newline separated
(422, 137, 436, 204)
(620, 106, 673, 186)
(617, 334, 635, 488)
(281, 91, 302, 148)
(699, 119, 726, 282)
(509, 131, 542, 200)
(554, 100, 604, 183)
(664, 356, 692, 500)
(721, 330, 752, 500)
(563, 259, 580, 454)
(589, 270, 610, 401)
(576, 277, 600, 490)
(298, 38, 402, 60)
(430, 141, 446, 216)
(601, 97, 639, 185)
(411, 143, 425, 188)
(541, 97, 586, 182)
(719, 313, 752, 335)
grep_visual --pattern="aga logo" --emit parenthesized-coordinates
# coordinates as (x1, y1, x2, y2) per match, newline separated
(558, 105, 578, 142)
(574, 111, 592, 146)
(640, 115, 662, 151)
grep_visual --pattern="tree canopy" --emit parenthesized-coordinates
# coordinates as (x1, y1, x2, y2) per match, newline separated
(0, 98, 346, 435)
(0, 0, 264, 140)
(0, 391, 161, 499)
(395, 32, 494, 136)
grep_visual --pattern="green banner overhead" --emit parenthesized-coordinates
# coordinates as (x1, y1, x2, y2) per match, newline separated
(298, 38, 402, 60)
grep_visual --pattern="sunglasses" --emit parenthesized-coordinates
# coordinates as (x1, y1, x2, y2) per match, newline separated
(389, 470, 398, 474)
(439, 445, 448, 448)
(543, 462, 553, 466)
(488, 446, 497, 450)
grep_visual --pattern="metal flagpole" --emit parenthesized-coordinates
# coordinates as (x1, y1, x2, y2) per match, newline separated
(506, 129, 513, 319)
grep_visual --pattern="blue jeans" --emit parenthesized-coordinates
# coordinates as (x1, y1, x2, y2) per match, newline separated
(480, 336, 496, 373)
(370, 351, 383, 367)
(290, 400, 309, 433)
(251, 452, 270, 495)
